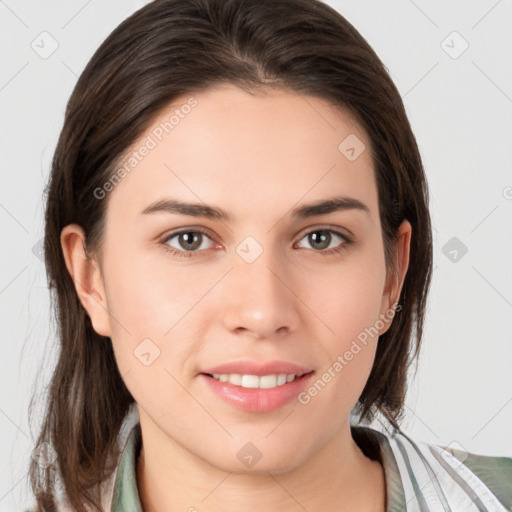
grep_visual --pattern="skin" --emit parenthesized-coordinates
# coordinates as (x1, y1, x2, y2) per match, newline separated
(61, 83, 411, 511)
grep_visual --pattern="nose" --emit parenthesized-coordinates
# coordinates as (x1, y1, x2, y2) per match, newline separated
(220, 245, 301, 340)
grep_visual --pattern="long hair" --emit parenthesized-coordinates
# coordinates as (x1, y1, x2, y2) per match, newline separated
(29, 0, 433, 509)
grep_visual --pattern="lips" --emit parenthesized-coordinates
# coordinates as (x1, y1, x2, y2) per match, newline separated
(200, 360, 314, 377)
(198, 360, 315, 412)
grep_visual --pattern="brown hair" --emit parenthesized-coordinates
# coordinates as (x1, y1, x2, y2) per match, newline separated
(29, 0, 433, 509)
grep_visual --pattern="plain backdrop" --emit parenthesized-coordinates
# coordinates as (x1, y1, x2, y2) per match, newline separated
(1, 1, 511, 510)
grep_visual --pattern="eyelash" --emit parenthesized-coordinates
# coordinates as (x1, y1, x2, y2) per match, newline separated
(161, 226, 353, 259)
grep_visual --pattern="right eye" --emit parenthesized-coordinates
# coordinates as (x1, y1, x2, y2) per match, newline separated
(162, 228, 218, 258)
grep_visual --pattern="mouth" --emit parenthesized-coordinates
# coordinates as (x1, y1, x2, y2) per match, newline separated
(199, 370, 315, 413)
(201, 371, 314, 389)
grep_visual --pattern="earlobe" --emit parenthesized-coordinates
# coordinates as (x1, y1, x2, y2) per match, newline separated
(379, 220, 412, 333)
(60, 224, 112, 337)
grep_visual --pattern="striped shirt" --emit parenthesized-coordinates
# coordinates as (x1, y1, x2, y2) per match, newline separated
(106, 420, 512, 511)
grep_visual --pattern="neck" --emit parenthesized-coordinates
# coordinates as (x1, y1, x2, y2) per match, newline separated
(136, 418, 386, 512)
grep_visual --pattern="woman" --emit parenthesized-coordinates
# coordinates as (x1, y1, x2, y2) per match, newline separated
(28, 0, 512, 510)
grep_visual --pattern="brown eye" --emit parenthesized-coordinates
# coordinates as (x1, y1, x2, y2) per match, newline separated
(163, 229, 216, 257)
(307, 230, 332, 250)
(296, 228, 351, 254)
(176, 232, 203, 251)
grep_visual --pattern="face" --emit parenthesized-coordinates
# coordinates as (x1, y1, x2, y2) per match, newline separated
(64, 83, 410, 474)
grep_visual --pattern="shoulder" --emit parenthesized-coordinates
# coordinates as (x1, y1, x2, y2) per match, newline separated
(353, 425, 512, 511)
(25, 406, 141, 512)
(447, 444, 512, 509)
(393, 430, 512, 510)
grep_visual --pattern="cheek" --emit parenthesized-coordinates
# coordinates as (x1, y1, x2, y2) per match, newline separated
(302, 250, 387, 341)
(298, 270, 385, 419)
(299, 250, 387, 393)
(100, 244, 218, 387)
(103, 241, 217, 334)
(101, 253, 202, 420)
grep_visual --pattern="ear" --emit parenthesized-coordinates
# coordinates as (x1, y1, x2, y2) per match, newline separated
(60, 224, 112, 337)
(378, 219, 412, 334)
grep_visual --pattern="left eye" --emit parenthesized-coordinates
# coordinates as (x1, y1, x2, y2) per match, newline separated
(296, 229, 350, 252)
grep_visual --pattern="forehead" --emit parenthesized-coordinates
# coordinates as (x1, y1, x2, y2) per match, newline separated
(106, 83, 377, 223)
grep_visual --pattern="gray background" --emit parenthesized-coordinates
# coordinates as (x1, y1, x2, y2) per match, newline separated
(1, 1, 511, 510)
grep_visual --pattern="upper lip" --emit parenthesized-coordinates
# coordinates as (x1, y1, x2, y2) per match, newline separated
(200, 360, 314, 377)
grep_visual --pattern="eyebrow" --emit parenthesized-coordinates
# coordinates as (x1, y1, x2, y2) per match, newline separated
(140, 195, 370, 221)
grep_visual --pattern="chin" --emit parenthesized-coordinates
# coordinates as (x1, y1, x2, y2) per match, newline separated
(205, 443, 308, 476)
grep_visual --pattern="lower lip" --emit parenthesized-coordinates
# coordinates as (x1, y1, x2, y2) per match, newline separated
(199, 372, 315, 413)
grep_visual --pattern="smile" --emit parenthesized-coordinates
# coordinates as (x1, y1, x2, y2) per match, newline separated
(207, 373, 298, 389)
(200, 371, 315, 412)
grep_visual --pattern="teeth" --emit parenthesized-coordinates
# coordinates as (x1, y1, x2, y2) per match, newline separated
(210, 373, 298, 389)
